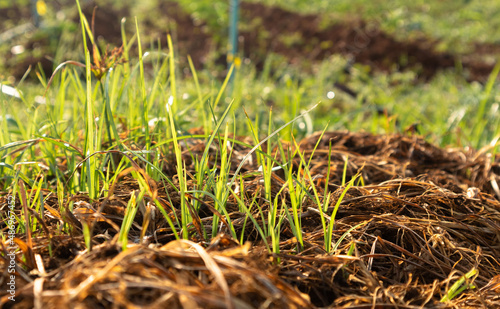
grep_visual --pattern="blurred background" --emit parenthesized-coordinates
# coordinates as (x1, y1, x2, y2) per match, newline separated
(2, 0, 500, 145)
(2, 0, 499, 80)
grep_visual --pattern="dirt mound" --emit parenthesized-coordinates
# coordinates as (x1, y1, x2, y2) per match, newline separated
(2, 1, 499, 81)
(148, 1, 213, 69)
(239, 2, 494, 81)
(1, 131, 499, 308)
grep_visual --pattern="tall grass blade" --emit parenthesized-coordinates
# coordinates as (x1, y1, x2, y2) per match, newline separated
(325, 173, 360, 253)
(75, 0, 97, 199)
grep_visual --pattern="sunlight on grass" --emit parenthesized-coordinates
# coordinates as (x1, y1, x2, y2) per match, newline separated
(1, 3, 500, 307)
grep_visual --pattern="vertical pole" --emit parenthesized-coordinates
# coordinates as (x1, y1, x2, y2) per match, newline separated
(31, 0, 40, 27)
(32, 1, 47, 28)
(228, 0, 240, 87)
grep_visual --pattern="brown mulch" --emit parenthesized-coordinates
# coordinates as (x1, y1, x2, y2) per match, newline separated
(1, 131, 500, 308)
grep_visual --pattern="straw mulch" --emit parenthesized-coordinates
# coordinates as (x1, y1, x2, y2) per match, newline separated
(1, 131, 499, 308)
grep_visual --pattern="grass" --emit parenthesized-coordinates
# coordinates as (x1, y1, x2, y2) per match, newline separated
(1, 2, 499, 240)
(440, 268, 478, 303)
(1, 1, 499, 306)
(2, 1, 500, 148)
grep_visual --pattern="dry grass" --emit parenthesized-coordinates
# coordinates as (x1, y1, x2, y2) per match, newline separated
(1, 131, 500, 308)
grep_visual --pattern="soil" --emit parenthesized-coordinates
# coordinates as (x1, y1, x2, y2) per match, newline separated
(1, 1, 499, 82)
(239, 2, 497, 82)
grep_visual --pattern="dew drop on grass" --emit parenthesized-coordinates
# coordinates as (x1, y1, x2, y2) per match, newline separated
(11, 45, 25, 55)
(35, 96, 46, 104)
(1, 84, 21, 98)
(166, 96, 174, 112)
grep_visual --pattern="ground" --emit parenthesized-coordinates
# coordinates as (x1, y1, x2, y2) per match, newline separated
(1, 1, 500, 308)
(1, 1, 499, 82)
(1, 131, 499, 308)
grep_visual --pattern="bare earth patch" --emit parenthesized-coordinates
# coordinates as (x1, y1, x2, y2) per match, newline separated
(1, 1, 499, 81)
